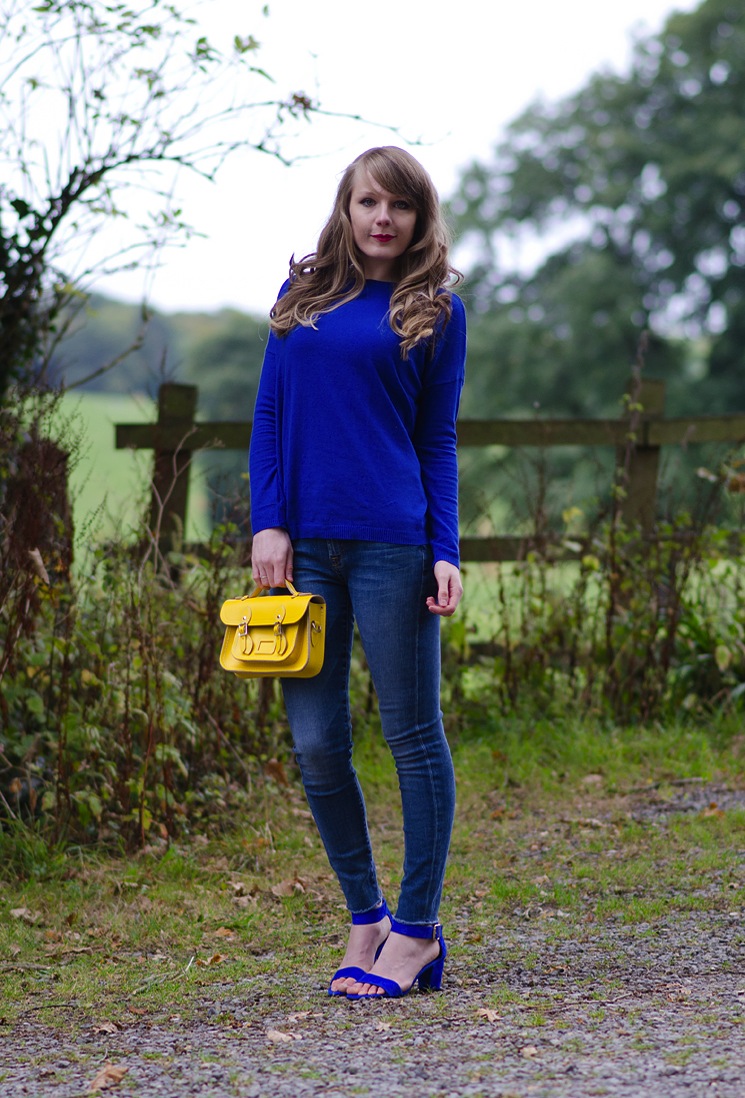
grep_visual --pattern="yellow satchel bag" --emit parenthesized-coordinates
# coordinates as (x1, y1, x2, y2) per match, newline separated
(219, 581, 326, 679)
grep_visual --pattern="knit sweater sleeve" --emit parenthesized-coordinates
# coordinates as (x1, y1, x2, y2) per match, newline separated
(413, 294, 467, 568)
(249, 332, 287, 534)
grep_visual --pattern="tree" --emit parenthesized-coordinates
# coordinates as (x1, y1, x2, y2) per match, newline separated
(0, 0, 317, 400)
(450, 0, 745, 415)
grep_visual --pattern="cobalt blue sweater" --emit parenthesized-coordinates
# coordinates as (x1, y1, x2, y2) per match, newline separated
(249, 280, 467, 567)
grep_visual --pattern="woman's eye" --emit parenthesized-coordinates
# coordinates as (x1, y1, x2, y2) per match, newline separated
(360, 197, 375, 207)
(394, 200, 411, 210)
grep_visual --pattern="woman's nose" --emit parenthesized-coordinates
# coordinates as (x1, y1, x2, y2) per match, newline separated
(375, 204, 392, 224)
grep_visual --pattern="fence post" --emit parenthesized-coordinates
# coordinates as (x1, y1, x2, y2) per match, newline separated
(150, 383, 198, 550)
(618, 377, 666, 534)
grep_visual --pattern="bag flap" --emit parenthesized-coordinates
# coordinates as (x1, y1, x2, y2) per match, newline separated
(220, 592, 319, 627)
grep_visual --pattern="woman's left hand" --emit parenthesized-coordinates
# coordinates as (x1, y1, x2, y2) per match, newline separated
(426, 561, 463, 617)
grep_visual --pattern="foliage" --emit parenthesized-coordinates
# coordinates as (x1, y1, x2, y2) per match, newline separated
(0, 523, 295, 849)
(0, 0, 318, 399)
(451, 0, 745, 417)
(444, 517, 745, 729)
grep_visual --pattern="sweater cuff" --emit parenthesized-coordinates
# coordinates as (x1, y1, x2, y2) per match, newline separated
(432, 542, 460, 570)
(250, 508, 287, 536)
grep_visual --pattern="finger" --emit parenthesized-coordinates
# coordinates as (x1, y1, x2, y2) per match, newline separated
(427, 602, 453, 616)
(426, 595, 453, 616)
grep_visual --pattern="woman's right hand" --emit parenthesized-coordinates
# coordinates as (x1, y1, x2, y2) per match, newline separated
(251, 527, 294, 588)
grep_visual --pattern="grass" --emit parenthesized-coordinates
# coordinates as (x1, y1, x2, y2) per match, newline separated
(1, 718, 744, 1031)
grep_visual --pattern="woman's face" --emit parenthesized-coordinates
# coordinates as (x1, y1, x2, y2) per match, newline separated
(348, 168, 417, 280)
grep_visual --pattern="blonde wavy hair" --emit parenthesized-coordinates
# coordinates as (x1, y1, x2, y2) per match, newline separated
(269, 146, 462, 357)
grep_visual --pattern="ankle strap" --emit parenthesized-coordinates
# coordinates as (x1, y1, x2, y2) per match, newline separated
(350, 898, 389, 926)
(390, 917, 442, 941)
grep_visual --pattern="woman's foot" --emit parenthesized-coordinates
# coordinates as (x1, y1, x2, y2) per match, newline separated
(328, 913, 391, 995)
(344, 929, 441, 997)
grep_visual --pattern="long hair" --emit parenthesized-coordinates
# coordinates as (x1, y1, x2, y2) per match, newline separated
(269, 147, 462, 357)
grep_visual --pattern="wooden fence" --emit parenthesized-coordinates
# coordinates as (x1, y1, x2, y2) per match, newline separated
(115, 378, 745, 561)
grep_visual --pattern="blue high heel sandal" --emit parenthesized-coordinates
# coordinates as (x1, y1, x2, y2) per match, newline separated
(346, 917, 447, 999)
(327, 899, 391, 997)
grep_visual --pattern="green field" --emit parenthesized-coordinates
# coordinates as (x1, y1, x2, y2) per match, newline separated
(59, 391, 211, 546)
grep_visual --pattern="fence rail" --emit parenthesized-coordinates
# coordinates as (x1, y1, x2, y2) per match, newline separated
(115, 378, 745, 561)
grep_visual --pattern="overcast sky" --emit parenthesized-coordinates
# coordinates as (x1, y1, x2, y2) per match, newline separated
(95, 0, 699, 316)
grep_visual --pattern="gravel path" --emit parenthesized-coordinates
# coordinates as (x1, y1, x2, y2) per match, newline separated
(4, 915, 744, 1098)
(3, 784, 744, 1097)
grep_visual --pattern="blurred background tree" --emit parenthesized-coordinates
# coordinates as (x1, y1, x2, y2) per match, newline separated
(450, 0, 745, 420)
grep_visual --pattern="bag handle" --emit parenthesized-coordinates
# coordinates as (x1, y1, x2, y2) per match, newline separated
(250, 579, 300, 598)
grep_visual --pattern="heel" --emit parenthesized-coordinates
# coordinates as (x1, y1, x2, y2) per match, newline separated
(414, 923, 447, 991)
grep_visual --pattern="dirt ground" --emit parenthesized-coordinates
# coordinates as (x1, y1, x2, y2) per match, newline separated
(3, 784, 744, 1098)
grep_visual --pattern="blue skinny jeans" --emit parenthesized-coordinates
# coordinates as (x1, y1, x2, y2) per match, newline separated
(280, 539, 456, 928)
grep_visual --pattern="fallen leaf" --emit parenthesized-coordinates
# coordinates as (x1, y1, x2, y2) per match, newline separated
(287, 1011, 311, 1022)
(266, 1029, 299, 1043)
(88, 1062, 128, 1092)
(271, 878, 306, 898)
(264, 757, 288, 785)
(196, 953, 229, 967)
(375, 1021, 392, 1032)
(477, 1008, 501, 1023)
(214, 927, 236, 939)
(700, 803, 725, 819)
(10, 907, 39, 925)
(92, 1022, 119, 1035)
(27, 547, 50, 585)
(520, 1045, 539, 1059)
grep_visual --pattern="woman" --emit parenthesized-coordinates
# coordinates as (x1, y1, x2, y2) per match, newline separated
(249, 146, 467, 999)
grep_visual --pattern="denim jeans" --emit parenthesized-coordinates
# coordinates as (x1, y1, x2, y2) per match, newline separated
(280, 539, 456, 928)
